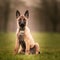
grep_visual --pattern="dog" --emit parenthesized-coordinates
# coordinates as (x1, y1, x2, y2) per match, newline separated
(14, 10, 40, 55)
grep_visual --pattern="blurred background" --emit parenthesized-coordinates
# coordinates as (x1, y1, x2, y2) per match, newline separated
(0, 0, 60, 32)
(0, 0, 60, 60)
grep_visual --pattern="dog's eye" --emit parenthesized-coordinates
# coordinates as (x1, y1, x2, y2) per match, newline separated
(19, 18, 21, 20)
(23, 18, 26, 21)
(18, 18, 21, 21)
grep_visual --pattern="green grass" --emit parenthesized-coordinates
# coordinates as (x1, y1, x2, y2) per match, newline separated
(0, 32, 60, 60)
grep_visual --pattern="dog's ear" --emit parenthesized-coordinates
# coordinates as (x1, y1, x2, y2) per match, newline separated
(24, 10, 29, 18)
(16, 10, 20, 18)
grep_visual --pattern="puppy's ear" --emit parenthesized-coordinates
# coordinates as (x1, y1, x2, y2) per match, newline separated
(16, 10, 20, 18)
(24, 10, 29, 18)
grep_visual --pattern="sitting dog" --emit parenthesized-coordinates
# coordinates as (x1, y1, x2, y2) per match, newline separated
(14, 10, 40, 55)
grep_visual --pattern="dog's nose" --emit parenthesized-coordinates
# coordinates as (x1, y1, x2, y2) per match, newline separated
(20, 23, 24, 27)
(19, 21, 23, 25)
(19, 20, 26, 28)
(19, 22, 25, 28)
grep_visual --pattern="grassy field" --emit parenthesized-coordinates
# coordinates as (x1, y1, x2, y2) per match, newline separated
(0, 32, 60, 60)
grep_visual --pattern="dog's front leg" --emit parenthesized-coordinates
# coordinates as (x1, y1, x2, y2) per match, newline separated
(14, 38, 20, 55)
(25, 43, 30, 55)
(25, 41, 30, 55)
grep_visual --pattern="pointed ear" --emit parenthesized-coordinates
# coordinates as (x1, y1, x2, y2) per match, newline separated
(24, 10, 29, 18)
(16, 10, 20, 18)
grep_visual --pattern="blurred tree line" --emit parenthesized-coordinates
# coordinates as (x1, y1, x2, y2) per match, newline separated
(40, 0, 60, 32)
(33, 0, 60, 32)
(0, 0, 10, 32)
(0, 0, 60, 32)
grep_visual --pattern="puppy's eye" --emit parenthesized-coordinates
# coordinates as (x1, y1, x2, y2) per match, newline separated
(23, 18, 26, 21)
(19, 18, 21, 20)
(18, 18, 21, 21)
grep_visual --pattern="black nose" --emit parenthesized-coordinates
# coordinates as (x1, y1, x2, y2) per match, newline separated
(19, 21, 25, 27)
(20, 23, 25, 28)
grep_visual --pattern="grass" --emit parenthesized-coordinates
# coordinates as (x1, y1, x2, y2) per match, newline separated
(0, 32, 60, 60)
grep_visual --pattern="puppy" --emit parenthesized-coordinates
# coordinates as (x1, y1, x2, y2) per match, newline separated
(14, 10, 40, 55)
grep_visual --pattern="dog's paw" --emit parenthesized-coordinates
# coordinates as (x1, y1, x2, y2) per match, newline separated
(13, 51, 17, 55)
(13, 49, 18, 55)
(25, 52, 29, 55)
(25, 50, 30, 55)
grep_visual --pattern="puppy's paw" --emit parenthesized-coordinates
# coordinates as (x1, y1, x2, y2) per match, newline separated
(14, 49, 18, 55)
(25, 50, 30, 55)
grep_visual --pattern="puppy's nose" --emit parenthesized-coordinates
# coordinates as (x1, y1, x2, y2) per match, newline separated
(20, 22, 24, 25)
(19, 22, 25, 27)
(19, 21, 23, 25)
(20, 23, 25, 28)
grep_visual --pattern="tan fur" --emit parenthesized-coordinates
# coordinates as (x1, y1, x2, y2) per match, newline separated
(14, 10, 40, 55)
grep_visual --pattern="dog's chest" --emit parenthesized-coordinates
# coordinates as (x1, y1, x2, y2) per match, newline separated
(18, 31, 24, 39)
(18, 31, 26, 49)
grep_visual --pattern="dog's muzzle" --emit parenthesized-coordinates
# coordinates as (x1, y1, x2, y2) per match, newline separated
(20, 23, 25, 28)
(19, 22, 26, 28)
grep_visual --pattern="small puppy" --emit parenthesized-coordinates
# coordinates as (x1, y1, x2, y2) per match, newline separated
(14, 10, 40, 55)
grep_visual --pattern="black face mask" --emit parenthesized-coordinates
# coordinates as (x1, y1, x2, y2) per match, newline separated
(19, 19, 26, 30)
